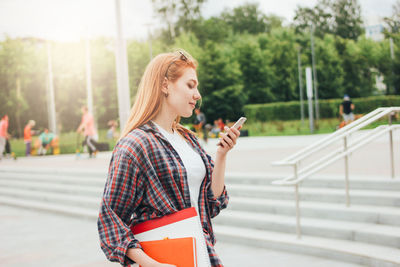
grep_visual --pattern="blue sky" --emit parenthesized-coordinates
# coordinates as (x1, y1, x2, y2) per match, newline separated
(0, 0, 396, 41)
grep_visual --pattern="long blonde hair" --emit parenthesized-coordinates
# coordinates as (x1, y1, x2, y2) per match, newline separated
(120, 50, 198, 138)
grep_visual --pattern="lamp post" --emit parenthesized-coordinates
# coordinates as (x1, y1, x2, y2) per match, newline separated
(310, 23, 320, 121)
(46, 41, 57, 134)
(306, 67, 314, 133)
(297, 46, 305, 126)
(114, 0, 131, 132)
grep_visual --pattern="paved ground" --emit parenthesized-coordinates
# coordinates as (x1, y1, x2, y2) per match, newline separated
(1, 130, 398, 266)
(0, 206, 362, 267)
(1, 130, 399, 178)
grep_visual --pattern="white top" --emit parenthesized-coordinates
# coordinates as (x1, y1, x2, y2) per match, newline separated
(153, 122, 207, 210)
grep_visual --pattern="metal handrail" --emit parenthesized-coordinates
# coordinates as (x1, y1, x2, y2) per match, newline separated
(272, 107, 399, 166)
(273, 125, 389, 184)
(271, 107, 400, 239)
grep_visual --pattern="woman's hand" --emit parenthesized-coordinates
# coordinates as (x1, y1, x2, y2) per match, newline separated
(216, 126, 241, 155)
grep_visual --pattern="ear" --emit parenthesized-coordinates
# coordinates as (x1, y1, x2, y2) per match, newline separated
(161, 77, 169, 94)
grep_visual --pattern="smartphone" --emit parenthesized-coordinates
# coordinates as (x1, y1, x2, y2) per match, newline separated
(231, 117, 247, 130)
(217, 117, 247, 146)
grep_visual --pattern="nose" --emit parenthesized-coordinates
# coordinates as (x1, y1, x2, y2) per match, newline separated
(193, 88, 201, 100)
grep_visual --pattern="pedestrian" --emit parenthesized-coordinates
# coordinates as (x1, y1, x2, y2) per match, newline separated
(194, 108, 208, 144)
(76, 106, 98, 157)
(97, 50, 241, 267)
(24, 120, 35, 156)
(106, 120, 118, 140)
(339, 94, 355, 125)
(37, 128, 56, 155)
(0, 115, 9, 159)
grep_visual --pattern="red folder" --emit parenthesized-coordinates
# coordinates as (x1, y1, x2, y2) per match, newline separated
(131, 207, 210, 267)
(139, 237, 196, 267)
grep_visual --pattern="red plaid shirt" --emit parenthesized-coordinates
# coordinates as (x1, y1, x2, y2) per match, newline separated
(97, 121, 229, 266)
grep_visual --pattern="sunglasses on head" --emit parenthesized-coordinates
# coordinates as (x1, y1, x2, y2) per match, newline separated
(165, 50, 188, 78)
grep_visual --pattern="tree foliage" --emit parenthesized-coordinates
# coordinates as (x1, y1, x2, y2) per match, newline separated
(1, 1, 399, 135)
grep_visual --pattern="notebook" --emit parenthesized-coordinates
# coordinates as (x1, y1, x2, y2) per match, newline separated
(131, 207, 211, 267)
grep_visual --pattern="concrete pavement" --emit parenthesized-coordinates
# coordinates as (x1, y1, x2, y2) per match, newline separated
(1, 130, 398, 266)
(0, 205, 362, 267)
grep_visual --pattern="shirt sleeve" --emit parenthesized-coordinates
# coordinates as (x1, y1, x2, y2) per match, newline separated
(205, 153, 229, 218)
(97, 146, 146, 266)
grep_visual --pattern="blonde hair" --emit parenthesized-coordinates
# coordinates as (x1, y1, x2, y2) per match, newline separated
(120, 50, 198, 139)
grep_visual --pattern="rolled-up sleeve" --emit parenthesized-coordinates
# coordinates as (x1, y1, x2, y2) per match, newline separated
(205, 153, 229, 218)
(97, 147, 145, 266)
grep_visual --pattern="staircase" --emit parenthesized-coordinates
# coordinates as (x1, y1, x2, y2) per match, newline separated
(1, 168, 400, 266)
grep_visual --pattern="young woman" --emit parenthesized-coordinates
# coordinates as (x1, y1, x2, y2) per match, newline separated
(98, 50, 241, 267)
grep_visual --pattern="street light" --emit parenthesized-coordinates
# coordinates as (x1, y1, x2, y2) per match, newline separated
(114, 0, 131, 132)
(46, 41, 57, 134)
(297, 46, 305, 126)
(310, 23, 320, 121)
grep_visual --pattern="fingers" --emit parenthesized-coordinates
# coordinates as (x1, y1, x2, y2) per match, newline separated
(217, 126, 242, 148)
(224, 126, 241, 139)
(220, 133, 234, 147)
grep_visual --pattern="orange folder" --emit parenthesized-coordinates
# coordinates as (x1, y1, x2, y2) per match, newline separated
(139, 237, 197, 267)
(131, 207, 210, 267)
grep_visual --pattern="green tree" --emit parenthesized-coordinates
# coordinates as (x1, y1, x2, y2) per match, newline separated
(151, 0, 207, 41)
(235, 35, 274, 103)
(314, 34, 344, 99)
(0, 37, 47, 137)
(191, 17, 232, 46)
(332, 0, 364, 40)
(221, 3, 283, 35)
(384, 0, 400, 36)
(197, 42, 246, 122)
(293, 0, 364, 40)
(340, 37, 379, 97)
(293, 1, 333, 38)
(264, 29, 299, 101)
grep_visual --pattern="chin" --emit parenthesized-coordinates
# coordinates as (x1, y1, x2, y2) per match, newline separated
(180, 110, 193, 118)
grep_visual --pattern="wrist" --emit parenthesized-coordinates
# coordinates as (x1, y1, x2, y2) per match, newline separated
(216, 150, 227, 158)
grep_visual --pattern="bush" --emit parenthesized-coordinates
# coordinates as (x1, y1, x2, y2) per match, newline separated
(244, 95, 400, 121)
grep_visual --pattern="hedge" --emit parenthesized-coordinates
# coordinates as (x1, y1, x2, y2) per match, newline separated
(243, 95, 400, 121)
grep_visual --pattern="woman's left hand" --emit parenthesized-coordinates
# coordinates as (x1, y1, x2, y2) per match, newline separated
(216, 126, 241, 155)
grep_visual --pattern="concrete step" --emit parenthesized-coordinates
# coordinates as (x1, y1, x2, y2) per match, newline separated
(213, 224, 400, 267)
(0, 187, 100, 209)
(228, 197, 400, 226)
(0, 166, 106, 178)
(0, 171, 106, 187)
(0, 179, 103, 197)
(227, 173, 400, 191)
(214, 210, 400, 249)
(0, 195, 98, 220)
(227, 184, 400, 207)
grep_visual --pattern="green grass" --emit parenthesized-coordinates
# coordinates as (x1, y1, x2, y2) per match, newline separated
(243, 117, 400, 136)
(9, 129, 117, 158)
(7, 117, 399, 157)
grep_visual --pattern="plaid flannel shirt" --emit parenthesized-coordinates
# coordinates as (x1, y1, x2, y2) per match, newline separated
(97, 121, 229, 266)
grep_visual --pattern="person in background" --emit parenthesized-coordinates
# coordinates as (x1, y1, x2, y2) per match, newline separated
(217, 118, 225, 132)
(37, 128, 56, 155)
(106, 120, 118, 140)
(24, 120, 36, 156)
(210, 120, 221, 138)
(0, 115, 9, 160)
(194, 108, 208, 144)
(77, 106, 98, 157)
(339, 94, 355, 124)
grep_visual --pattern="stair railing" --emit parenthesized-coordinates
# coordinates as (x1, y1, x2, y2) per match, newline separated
(271, 107, 400, 239)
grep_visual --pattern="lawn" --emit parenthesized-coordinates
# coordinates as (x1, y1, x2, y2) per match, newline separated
(7, 117, 398, 157)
